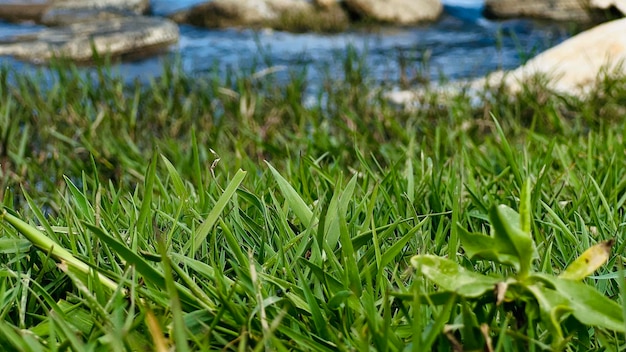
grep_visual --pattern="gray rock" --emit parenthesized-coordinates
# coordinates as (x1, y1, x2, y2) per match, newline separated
(170, 0, 349, 32)
(0, 16, 179, 63)
(344, 0, 442, 24)
(42, 0, 149, 26)
(483, 0, 618, 21)
(0, 0, 149, 25)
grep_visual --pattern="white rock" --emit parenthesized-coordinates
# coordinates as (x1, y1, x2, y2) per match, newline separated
(387, 18, 626, 106)
(478, 17, 626, 96)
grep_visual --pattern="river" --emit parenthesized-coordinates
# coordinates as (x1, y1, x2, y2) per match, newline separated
(0, 0, 575, 88)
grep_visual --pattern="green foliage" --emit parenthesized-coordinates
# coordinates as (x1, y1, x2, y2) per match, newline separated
(0, 55, 626, 350)
(413, 178, 622, 350)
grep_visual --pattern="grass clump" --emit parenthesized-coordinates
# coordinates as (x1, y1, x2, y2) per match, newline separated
(1, 52, 626, 350)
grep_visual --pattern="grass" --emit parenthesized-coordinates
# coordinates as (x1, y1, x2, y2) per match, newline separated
(0, 49, 626, 350)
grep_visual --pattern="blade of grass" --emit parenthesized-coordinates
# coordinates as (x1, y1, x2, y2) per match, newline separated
(161, 154, 189, 201)
(266, 162, 313, 225)
(1, 209, 119, 291)
(137, 153, 158, 234)
(185, 169, 246, 255)
(157, 233, 190, 352)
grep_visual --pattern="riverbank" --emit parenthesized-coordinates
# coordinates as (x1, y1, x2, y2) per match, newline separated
(0, 0, 578, 91)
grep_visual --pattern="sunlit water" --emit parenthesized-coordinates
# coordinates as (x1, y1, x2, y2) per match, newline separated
(0, 0, 573, 89)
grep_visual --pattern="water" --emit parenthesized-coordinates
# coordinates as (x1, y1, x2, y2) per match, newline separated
(0, 0, 573, 88)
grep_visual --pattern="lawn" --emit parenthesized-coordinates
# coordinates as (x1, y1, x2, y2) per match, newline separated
(0, 53, 625, 351)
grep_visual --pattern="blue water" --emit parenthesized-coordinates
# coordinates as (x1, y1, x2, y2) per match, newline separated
(0, 0, 573, 88)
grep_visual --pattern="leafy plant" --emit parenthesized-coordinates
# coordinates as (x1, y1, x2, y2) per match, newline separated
(411, 179, 624, 350)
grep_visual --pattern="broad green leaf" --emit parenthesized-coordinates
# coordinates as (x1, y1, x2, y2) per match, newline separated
(459, 226, 521, 269)
(531, 273, 625, 332)
(560, 240, 614, 280)
(461, 204, 537, 276)
(411, 255, 500, 298)
(490, 204, 537, 276)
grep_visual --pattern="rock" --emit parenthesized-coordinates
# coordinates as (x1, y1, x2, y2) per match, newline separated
(0, 1, 50, 23)
(344, 0, 442, 24)
(0, 0, 149, 25)
(477, 17, 626, 96)
(170, 0, 349, 33)
(387, 18, 626, 106)
(0, 16, 179, 63)
(483, 0, 622, 21)
(591, 0, 626, 15)
(41, 0, 149, 26)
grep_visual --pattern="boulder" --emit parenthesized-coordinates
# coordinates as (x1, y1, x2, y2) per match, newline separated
(477, 17, 626, 96)
(343, 0, 442, 24)
(170, 0, 349, 32)
(483, 0, 621, 22)
(0, 1, 50, 23)
(386, 18, 626, 105)
(0, 16, 179, 63)
(41, 0, 150, 26)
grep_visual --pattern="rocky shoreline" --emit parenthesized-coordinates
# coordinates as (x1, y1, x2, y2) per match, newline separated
(0, 0, 625, 103)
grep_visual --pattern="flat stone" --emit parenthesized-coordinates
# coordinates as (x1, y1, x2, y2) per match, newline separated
(41, 0, 149, 25)
(0, 16, 179, 63)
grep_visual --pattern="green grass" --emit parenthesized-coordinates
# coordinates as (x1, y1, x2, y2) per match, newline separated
(0, 51, 626, 350)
